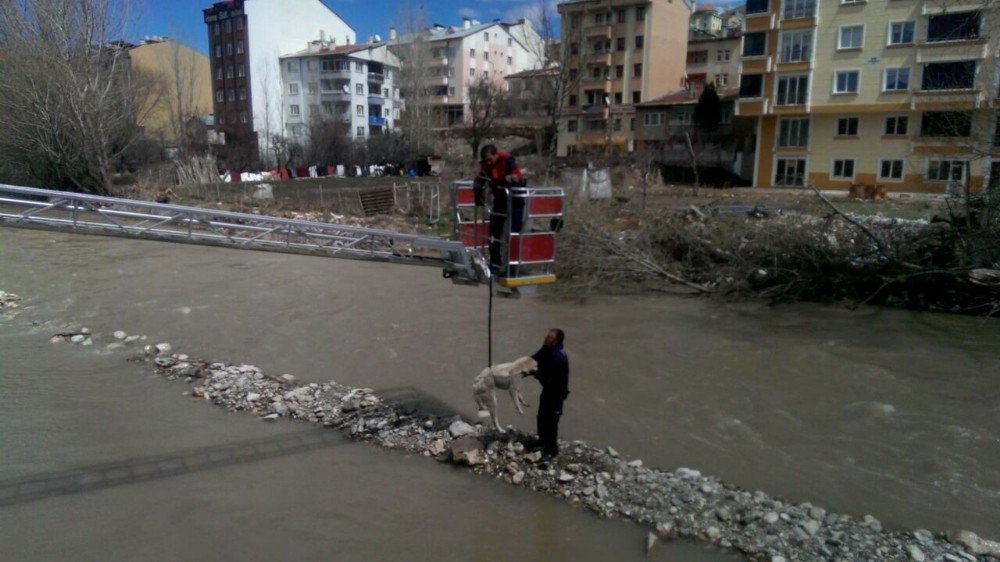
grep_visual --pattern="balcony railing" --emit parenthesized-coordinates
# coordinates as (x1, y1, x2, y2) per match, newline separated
(368, 72, 384, 84)
(320, 68, 352, 79)
(584, 24, 612, 39)
(319, 91, 352, 102)
(369, 116, 387, 126)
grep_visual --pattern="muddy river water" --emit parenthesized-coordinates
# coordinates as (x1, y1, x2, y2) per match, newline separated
(1, 227, 997, 561)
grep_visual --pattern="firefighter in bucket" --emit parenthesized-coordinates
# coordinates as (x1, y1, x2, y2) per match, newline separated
(473, 144, 525, 273)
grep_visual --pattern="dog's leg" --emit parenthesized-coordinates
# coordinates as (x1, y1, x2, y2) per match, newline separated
(509, 384, 525, 414)
(489, 391, 504, 432)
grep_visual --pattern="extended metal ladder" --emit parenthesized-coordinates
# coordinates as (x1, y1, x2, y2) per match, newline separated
(0, 184, 489, 285)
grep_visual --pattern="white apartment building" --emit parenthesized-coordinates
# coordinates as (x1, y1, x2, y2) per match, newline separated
(203, 0, 355, 161)
(389, 18, 545, 125)
(280, 42, 402, 141)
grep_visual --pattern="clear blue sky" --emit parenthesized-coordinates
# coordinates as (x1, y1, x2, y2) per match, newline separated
(132, 0, 556, 55)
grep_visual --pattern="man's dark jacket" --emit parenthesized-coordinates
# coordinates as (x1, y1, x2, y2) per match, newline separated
(530, 344, 569, 413)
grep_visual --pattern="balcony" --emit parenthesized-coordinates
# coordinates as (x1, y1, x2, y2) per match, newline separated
(368, 72, 384, 84)
(368, 95, 384, 105)
(588, 52, 612, 65)
(584, 24, 612, 39)
(369, 116, 387, 126)
(320, 68, 352, 79)
(319, 91, 352, 102)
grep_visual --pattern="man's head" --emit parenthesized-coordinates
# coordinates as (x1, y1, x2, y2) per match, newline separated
(480, 144, 499, 165)
(544, 328, 564, 347)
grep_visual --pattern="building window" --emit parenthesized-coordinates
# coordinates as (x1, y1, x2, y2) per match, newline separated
(356, 83, 364, 94)
(356, 105, 365, 116)
(836, 117, 859, 136)
(716, 74, 728, 87)
(783, 0, 815, 20)
(617, 9, 626, 23)
(670, 109, 692, 125)
(687, 50, 708, 64)
(633, 64, 642, 77)
(567, 120, 578, 132)
(776, 75, 808, 105)
(289, 105, 300, 116)
(635, 36, 644, 49)
(716, 49, 731, 62)
(927, 11, 981, 42)
(636, 7, 645, 20)
(226, 42, 233, 56)
(507, 56, 512, 66)
(238, 64, 245, 77)
(775, 159, 807, 186)
(921, 61, 976, 90)
(832, 159, 855, 179)
(632, 91, 641, 104)
(216, 67, 222, 80)
(614, 92, 623, 104)
(616, 37, 625, 51)
(888, 21, 915, 45)
(740, 74, 764, 98)
(568, 95, 577, 107)
(746, 0, 769, 14)
(236, 41, 244, 54)
(838, 25, 864, 49)
(289, 83, 299, 95)
(615, 65, 624, 78)
(483, 33, 489, 42)
(879, 159, 904, 180)
(484, 51, 489, 61)
(213, 22, 220, 36)
(215, 45, 221, 58)
(215, 89, 223, 102)
(286, 61, 297, 72)
(227, 89, 235, 102)
(240, 111, 248, 124)
(239, 87, 247, 100)
(743, 32, 766, 57)
(885, 115, 908, 135)
(226, 65, 234, 79)
(778, 118, 810, 147)
(508, 38, 513, 47)
(236, 18, 243, 31)
(921, 111, 972, 137)
(569, 43, 578, 55)
(469, 69, 475, 78)
(882, 67, 910, 91)
(644, 113, 666, 126)
(927, 160, 965, 182)
(470, 48, 475, 57)
(355, 62, 364, 73)
(779, 30, 812, 63)
(357, 127, 365, 137)
(224, 20, 231, 33)
(834, 70, 860, 94)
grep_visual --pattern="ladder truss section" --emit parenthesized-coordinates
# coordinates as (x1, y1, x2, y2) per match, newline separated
(0, 184, 487, 285)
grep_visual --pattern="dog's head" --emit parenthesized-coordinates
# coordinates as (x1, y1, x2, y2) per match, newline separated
(509, 356, 538, 377)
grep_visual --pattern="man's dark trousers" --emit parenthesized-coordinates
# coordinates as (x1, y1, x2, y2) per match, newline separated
(537, 396, 563, 457)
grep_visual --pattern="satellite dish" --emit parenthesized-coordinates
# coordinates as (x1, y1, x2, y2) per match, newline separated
(374, 34, 382, 42)
(342, 84, 350, 93)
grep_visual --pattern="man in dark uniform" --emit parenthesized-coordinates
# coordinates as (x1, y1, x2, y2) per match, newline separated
(473, 144, 524, 272)
(525, 328, 569, 461)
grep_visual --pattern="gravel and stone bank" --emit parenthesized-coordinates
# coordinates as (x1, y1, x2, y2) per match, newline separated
(130, 346, 997, 562)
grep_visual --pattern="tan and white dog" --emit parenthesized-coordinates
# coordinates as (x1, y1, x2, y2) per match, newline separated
(473, 356, 537, 432)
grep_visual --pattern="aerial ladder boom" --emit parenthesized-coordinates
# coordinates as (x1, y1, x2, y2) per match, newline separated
(0, 184, 490, 285)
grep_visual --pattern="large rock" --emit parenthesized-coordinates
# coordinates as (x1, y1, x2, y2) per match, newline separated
(451, 436, 485, 466)
(948, 530, 1000, 556)
(448, 420, 476, 438)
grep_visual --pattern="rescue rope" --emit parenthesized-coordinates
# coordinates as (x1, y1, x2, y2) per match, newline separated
(488, 272, 493, 368)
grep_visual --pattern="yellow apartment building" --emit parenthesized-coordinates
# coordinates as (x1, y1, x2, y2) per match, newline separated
(737, 0, 997, 192)
(129, 38, 214, 146)
(556, 0, 694, 157)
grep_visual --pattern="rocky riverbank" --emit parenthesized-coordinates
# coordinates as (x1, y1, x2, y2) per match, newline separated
(6, 288, 995, 561)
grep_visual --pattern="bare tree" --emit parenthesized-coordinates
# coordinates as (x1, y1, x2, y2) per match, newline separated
(464, 76, 507, 158)
(389, 4, 436, 155)
(0, 0, 158, 194)
(166, 37, 206, 154)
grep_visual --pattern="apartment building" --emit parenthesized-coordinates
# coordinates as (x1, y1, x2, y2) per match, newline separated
(279, 42, 401, 141)
(737, 0, 997, 192)
(556, 0, 694, 157)
(203, 0, 355, 163)
(389, 19, 545, 126)
(687, 34, 742, 92)
(128, 38, 213, 146)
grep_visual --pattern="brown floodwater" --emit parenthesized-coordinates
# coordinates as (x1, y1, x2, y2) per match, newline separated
(1, 227, 997, 560)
